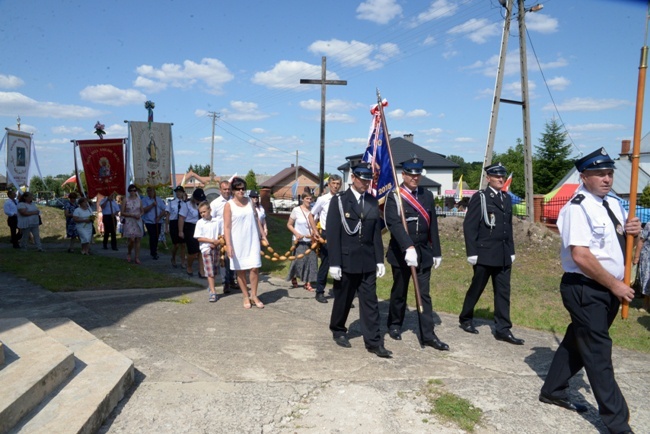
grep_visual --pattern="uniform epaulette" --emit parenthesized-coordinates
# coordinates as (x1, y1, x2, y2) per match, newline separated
(571, 194, 585, 204)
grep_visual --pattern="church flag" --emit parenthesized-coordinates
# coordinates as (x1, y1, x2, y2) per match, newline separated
(77, 138, 126, 198)
(129, 121, 172, 187)
(502, 172, 513, 192)
(5, 129, 32, 189)
(362, 99, 395, 205)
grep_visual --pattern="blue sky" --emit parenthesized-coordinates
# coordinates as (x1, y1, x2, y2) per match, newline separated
(1, 0, 648, 180)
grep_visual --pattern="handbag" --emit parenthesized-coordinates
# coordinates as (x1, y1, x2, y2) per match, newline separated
(632, 265, 644, 299)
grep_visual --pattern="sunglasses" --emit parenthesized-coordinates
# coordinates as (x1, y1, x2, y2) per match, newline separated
(232, 187, 245, 191)
(129, 189, 137, 192)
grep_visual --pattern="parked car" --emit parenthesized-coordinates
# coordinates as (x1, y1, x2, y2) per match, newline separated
(46, 198, 66, 209)
(270, 198, 298, 212)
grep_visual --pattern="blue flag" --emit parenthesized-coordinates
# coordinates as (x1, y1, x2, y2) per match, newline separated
(362, 100, 396, 206)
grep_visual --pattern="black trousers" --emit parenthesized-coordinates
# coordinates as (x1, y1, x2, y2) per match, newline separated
(459, 264, 512, 334)
(541, 273, 630, 434)
(7, 215, 20, 248)
(145, 222, 161, 257)
(388, 264, 436, 342)
(316, 230, 340, 294)
(102, 214, 117, 249)
(329, 271, 381, 347)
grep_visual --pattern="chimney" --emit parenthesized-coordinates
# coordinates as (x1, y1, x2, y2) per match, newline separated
(620, 139, 631, 156)
(404, 133, 414, 142)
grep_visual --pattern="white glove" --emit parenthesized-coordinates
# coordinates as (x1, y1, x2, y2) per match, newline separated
(467, 256, 478, 265)
(511, 255, 515, 264)
(404, 248, 418, 267)
(433, 257, 442, 269)
(376, 263, 385, 278)
(329, 266, 342, 280)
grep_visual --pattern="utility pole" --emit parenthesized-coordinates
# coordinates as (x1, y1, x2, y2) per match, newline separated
(482, 0, 541, 221)
(300, 56, 347, 194)
(208, 111, 219, 182)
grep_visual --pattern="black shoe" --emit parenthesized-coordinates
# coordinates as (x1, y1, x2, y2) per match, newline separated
(112, 247, 118, 251)
(152, 254, 159, 260)
(423, 333, 449, 351)
(223, 283, 231, 294)
(334, 335, 351, 348)
(315, 293, 328, 303)
(539, 393, 588, 413)
(388, 328, 401, 341)
(366, 345, 392, 358)
(103, 245, 108, 250)
(460, 322, 478, 334)
(495, 331, 525, 345)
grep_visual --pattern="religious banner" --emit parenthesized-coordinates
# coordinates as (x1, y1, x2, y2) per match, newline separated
(77, 138, 126, 198)
(5, 129, 31, 188)
(129, 121, 172, 187)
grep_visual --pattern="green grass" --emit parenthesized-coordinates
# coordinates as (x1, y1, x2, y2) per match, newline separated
(424, 378, 483, 432)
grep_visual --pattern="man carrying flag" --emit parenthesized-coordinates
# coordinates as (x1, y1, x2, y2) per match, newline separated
(385, 156, 449, 351)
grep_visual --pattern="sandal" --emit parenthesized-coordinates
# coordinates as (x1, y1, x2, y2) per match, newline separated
(134, 258, 141, 265)
(126, 254, 131, 263)
(171, 258, 178, 268)
(304, 283, 315, 292)
(291, 277, 298, 288)
(243, 298, 252, 309)
(209, 293, 218, 303)
(252, 298, 265, 309)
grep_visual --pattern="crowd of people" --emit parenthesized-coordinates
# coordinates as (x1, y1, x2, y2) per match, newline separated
(1, 148, 644, 432)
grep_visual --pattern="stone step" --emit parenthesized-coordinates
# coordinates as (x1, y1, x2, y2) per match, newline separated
(11, 318, 134, 434)
(0, 318, 75, 434)
(0, 340, 5, 366)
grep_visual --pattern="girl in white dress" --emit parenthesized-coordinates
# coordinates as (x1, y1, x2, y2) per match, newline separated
(224, 178, 267, 309)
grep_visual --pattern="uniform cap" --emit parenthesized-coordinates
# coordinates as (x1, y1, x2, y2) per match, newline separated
(574, 147, 616, 172)
(249, 190, 259, 198)
(352, 162, 373, 180)
(192, 188, 206, 201)
(173, 185, 185, 192)
(401, 156, 425, 175)
(485, 162, 507, 176)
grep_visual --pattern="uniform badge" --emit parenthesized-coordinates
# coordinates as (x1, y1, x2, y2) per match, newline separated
(345, 212, 350, 218)
(489, 192, 494, 198)
(489, 213, 496, 227)
(616, 224, 624, 235)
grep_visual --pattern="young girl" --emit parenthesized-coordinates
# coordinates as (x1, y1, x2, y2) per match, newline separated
(194, 201, 223, 302)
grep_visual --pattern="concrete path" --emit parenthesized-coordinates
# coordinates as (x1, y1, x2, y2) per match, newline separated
(1, 246, 649, 433)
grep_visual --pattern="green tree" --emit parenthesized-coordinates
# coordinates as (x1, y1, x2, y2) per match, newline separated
(533, 118, 574, 194)
(639, 184, 650, 208)
(245, 169, 258, 192)
(187, 164, 210, 177)
(447, 155, 483, 189)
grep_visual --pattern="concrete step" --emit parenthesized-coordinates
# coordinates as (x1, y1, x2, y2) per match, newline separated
(0, 318, 75, 434)
(0, 340, 5, 366)
(11, 318, 134, 434)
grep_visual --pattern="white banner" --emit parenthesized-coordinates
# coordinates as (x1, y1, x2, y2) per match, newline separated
(129, 121, 172, 187)
(6, 129, 32, 188)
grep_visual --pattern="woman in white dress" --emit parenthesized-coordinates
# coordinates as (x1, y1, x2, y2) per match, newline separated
(73, 197, 95, 255)
(224, 178, 267, 309)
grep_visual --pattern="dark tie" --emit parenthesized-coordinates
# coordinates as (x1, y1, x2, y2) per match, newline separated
(177, 200, 181, 216)
(603, 199, 626, 258)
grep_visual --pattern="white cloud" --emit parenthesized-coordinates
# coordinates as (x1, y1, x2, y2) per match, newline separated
(454, 137, 475, 142)
(406, 109, 429, 118)
(134, 58, 234, 95)
(420, 127, 443, 135)
(52, 125, 86, 135)
(221, 100, 270, 121)
(252, 60, 329, 89)
(106, 123, 127, 135)
(0, 74, 24, 89)
(546, 97, 631, 112)
(79, 84, 146, 106)
(299, 98, 360, 111)
(526, 13, 558, 34)
(547, 76, 570, 91)
(567, 123, 626, 132)
(388, 108, 405, 118)
(423, 36, 436, 47)
(325, 113, 355, 123)
(251, 127, 266, 134)
(356, 0, 402, 24)
(345, 137, 369, 144)
(465, 50, 567, 77)
(308, 39, 399, 71)
(448, 18, 500, 44)
(0, 91, 103, 118)
(410, 0, 458, 27)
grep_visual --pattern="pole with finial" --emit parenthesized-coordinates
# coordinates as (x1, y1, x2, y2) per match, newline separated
(16, 116, 20, 131)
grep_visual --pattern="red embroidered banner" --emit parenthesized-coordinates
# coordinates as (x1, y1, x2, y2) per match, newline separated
(77, 139, 126, 198)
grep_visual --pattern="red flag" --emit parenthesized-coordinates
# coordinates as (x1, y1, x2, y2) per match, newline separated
(77, 139, 126, 197)
(502, 173, 513, 193)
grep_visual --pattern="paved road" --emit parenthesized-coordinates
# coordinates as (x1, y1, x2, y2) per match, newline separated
(1, 245, 649, 433)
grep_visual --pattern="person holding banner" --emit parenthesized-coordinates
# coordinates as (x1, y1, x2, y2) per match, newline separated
(384, 157, 448, 351)
(539, 148, 640, 434)
(121, 184, 144, 264)
(326, 163, 390, 358)
(142, 187, 167, 260)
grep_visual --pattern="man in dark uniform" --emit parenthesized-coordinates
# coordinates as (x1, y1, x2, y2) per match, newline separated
(459, 162, 524, 345)
(539, 148, 639, 434)
(385, 156, 449, 351)
(327, 163, 391, 358)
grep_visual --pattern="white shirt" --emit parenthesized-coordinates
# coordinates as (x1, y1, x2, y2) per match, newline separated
(289, 206, 312, 242)
(194, 216, 222, 253)
(179, 201, 200, 224)
(166, 198, 184, 221)
(4, 197, 18, 217)
(311, 192, 334, 231)
(209, 195, 229, 235)
(100, 197, 118, 215)
(558, 185, 627, 280)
